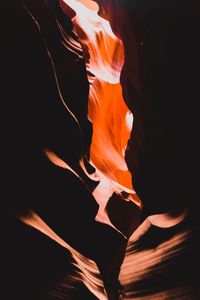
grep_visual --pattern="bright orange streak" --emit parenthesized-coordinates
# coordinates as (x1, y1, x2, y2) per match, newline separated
(62, 0, 142, 207)
(88, 80, 133, 190)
